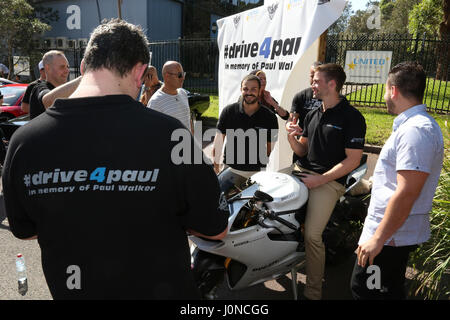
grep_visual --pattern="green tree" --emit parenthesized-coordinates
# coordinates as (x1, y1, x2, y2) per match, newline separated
(377, 0, 419, 34)
(0, 0, 52, 79)
(328, 1, 353, 35)
(379, 0, 394, 17)
(437, 0, 449, 80)
(408, 0, 443, 37)
(345, 1, 380, 34)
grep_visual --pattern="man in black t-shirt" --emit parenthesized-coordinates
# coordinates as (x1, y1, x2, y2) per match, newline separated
(286, 63, 366, 300)
(289, 61, 323, 128)
(29, 50, 69, 119)
(21, 60, 46, 114)
(289, 61, 323, 164)
(212, 75, 278, 190)
(2, 19, 228, 300)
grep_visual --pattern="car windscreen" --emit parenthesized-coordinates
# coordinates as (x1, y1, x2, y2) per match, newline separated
(0, 86, 25, 106)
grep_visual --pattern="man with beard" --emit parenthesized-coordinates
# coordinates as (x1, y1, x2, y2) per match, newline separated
(351, 62, 444, 300)
(286, 63, 366, 300)
(212, 74, 278, 191)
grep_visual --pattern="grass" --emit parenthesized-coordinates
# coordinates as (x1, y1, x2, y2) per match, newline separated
(357, 107, 448, 146)
(346, 78, 450, 113)
(200, 96, 448, 147)
(201, 95, 219, 120)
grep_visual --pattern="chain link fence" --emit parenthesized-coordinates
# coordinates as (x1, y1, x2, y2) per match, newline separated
(26, 34, 449, 113)
(326, 33, 450, 113)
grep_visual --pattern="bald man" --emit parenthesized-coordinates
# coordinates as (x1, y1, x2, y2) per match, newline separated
(147, 61, 191, 132)
(29, 50, 69, 119)
(140, 66, 162, 106)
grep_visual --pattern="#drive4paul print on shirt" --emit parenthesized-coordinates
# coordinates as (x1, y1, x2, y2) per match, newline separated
(23, 167, 160, 196)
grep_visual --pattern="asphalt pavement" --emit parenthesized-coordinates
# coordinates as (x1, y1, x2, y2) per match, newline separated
(0, 215, 52, 300)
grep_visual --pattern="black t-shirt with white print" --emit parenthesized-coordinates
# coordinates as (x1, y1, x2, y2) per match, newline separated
(2, 95, 228, 299)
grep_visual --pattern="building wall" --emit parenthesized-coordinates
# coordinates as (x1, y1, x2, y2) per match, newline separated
(147, 0, 183, 41)
(40, 0, 182, 42)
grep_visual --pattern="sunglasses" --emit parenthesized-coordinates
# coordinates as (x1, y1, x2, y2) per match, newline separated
(167, 71, 186, 79)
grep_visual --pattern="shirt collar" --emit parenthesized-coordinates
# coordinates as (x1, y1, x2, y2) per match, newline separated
(319, 97, 347, 114)
(393, 104, 427, 131)
(238, 98, 262, 115)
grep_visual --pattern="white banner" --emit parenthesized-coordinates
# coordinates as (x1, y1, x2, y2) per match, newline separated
(217, 0, 346, 114)
(344, 51, 393, 84)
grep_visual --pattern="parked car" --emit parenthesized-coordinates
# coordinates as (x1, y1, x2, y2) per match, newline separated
(183, 88, 210, 120)
(0, 89, 210, 141)
(0, 83, 28, 120)
(0, 77, 18, 85)
(0, 114, 28, 142)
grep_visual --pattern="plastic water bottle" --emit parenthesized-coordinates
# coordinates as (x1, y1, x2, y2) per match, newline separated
(15, 253, 28, 296)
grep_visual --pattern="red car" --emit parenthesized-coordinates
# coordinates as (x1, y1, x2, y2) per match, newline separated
(0, 83, 28, 120)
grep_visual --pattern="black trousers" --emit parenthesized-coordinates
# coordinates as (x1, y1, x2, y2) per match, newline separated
(350, 245, 418, 300)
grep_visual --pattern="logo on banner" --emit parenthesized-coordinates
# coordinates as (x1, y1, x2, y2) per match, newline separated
(287, 0, 303, 10)
(233, 15, 241, 28)
(345, 51, 392, 84)
(267, 3, 279, 20)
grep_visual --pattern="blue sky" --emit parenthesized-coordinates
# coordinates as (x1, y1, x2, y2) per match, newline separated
(349, 0, 370, 12)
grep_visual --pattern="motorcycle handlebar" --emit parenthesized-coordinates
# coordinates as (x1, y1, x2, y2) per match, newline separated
(264, 210, 298, 231)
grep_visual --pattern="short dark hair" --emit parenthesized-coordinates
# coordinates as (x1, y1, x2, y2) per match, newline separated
(83, 19, 150, 77)
(315, 63, 346, 92)
(387, 61, 426, 101)
(241, 74, 261, 88)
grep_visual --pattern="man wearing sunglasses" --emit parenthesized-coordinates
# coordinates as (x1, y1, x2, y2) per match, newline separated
(147, 61, 192, 133)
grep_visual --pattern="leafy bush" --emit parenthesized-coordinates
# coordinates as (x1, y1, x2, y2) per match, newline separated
(408, 121, 449, 300)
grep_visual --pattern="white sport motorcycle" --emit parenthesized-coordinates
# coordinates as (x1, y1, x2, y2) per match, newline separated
(190, 156, 370, 299)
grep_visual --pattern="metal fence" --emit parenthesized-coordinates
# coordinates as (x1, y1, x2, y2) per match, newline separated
(30, 33, 449, 113)
(64, 39, 220, 94)
(148, 38, 219, 94)
(326, 33, 450, 113)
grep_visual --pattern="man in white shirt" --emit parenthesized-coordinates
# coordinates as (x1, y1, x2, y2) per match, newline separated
(351, 61, 444, 300)
(147, 61, 192, 133)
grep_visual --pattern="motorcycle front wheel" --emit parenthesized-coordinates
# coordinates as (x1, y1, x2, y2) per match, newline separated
(192, 249, 226, 298)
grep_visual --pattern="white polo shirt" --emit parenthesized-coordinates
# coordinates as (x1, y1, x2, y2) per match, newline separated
(147, 88, 191, 131)
(359, 104, 444, 246)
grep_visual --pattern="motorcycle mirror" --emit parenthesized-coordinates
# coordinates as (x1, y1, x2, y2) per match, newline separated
(253, 190, 273, 203)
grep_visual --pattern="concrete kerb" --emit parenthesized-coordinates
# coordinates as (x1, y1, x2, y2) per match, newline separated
(363, 144, 382, 155)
